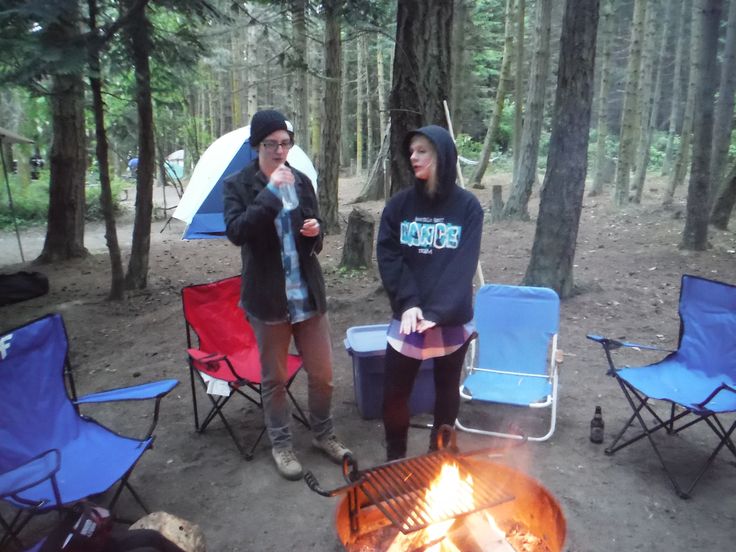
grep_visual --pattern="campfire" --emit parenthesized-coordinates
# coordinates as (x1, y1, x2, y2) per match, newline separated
(305, 428, 565, 552)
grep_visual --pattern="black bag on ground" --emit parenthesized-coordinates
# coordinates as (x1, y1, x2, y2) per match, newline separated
(0, 271, 49, 306)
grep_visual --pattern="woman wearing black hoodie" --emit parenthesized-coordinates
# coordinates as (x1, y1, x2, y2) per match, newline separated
(377, 125, 483, 460)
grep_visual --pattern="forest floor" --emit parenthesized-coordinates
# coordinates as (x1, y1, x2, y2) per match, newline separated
(1, 172, 736, 552)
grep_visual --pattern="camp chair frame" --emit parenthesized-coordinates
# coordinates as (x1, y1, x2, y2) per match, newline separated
(587, 274, 736, 498)
(0, 314, 178, 548)
(456, 284, 561, 442)
(182, 276, 309, 461)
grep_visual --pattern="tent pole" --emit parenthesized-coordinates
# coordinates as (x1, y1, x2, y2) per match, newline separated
(0, 139, 25, 263)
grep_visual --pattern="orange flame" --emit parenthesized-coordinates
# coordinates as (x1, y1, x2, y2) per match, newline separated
(387, 462, 509, 552)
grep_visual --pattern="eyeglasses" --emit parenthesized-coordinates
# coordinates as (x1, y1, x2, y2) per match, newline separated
(261, 140, 293, 152)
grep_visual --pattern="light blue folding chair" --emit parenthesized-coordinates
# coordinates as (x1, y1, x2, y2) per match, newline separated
(456, 284, 561, 441)
(587, 274, 736, 498)
(0, 314, 178, 548)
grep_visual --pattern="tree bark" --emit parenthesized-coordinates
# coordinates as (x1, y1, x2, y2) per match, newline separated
(613, 0, 646, 206)
(631, 0, 665, 204)
(710, 0, 736, 192)
(356, 34, 365, 176)
(589, 0, 615, 196)
(524, 0, 600, 298)
(450, 0, 470, 134)
(662, 0, 688, 176)
(363, 35, 374, 170)
(38, 5, 87, 263)
(681, 0, 723, 251)
(340, 44, 351, 169)
(512, 0, 525, 180)
(710, 162, 736, 229)
(376, 35, 388, 133)
(469, 0, 515, 190)
(340, 207, 374, 269)
(124, 0, 155, 289)
(502, 0, 551, 220)
(317, 0, 341, 233)
(388, 0, 453, 196)
(355, 122, 389, 202)
(291, 0, 309, 153)
(88, 0, 125, 301)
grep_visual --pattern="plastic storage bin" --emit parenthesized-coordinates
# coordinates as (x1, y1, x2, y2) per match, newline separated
(344, 324, 435, 420)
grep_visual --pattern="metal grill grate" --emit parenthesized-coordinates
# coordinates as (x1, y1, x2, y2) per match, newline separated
(356, 449, 515, 534)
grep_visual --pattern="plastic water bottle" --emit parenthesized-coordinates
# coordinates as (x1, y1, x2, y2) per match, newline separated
(590, 405, 605, 444)
(280, 181, 299, 211)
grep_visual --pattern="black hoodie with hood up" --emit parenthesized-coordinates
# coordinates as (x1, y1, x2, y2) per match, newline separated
(377, 125, 483, 326)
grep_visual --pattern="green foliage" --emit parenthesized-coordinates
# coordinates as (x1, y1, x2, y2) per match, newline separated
(0, 175, 49, 228)
(455, 133, 483, 160)
(0, 173, 125, 229)
(335, 265, 368, 278)
(84, 178, 126, 222)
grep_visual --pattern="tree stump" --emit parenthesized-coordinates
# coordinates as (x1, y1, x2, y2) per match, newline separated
(341, 207, 374, 269)
(489, 185, 504, 223)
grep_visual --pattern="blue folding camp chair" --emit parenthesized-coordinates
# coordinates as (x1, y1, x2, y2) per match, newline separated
(456, 284, 561, 441)
(0, 314, 178, 548)
(587, 274, 736, 498)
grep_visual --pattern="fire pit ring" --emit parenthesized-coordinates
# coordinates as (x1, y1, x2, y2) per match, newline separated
(306, 428, 566, 551)
(334, 457, 565, 551)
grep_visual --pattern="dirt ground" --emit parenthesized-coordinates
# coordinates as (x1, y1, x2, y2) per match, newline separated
(1, 174, 736, 552)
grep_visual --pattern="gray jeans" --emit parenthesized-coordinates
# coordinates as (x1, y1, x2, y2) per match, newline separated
(250, 313, 334, 449)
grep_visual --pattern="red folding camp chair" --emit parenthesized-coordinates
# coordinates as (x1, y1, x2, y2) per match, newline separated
(181, 276, 309, 460)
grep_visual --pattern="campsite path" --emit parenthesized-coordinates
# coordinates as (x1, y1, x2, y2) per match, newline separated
(1, 184, 182, 268)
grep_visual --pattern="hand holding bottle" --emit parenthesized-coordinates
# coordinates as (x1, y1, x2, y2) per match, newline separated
(271, 165, 298, 210)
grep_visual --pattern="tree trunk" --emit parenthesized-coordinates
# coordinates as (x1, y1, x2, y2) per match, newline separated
(340, 44, 351, 170)
(363, 35, 374, 169)
(356, 35, 365, 176)
(88, 0, 124, 301)
(124, 0, 155, 289)
(512, 0, 525, 180)
(523, 0, 600, 299)
(469, 0, 515, 190)
(710, 0, 736, 192)
(230, 29, 242, 129)
(450, 0, 470, 134)
(502, 0, 552, 220)
(710, 162, 736, 229)
(389, 0, 453, 196)
(317, 0, 341, 233)
(291, 0, 309, 153)
(613, 0, 646, 207)
(246, 24, 258, 121)
(653, 0, 681, 128)
(664, 0, 701, 207)
(681, 0, 723, 251)
(38, 5, 87, 263)
(376, 36, 388, 133)
(340, 207, 374, 269)
(662, 0, 688, 176)
(355, 122, 389, 202)
(589, 0, 614, 196)
(631, 0, 665, 204)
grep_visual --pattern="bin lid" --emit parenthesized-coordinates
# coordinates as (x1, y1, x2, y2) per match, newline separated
(345, 324, 389, 355)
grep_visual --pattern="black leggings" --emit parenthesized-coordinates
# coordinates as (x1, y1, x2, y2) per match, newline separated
(382, 341, 469, 460)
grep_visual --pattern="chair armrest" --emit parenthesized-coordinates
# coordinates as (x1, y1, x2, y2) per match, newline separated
(693, 382, 736, 412)
(0, 450, 60, 499)
(586, 334, 674, 353)
(187, 349, 240, 380)
(75, 379, 179, 404)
